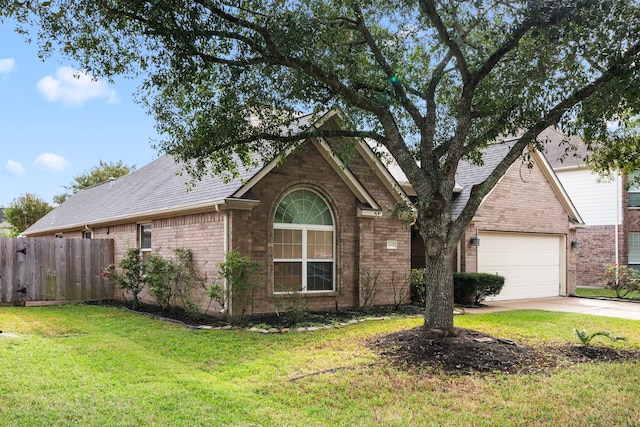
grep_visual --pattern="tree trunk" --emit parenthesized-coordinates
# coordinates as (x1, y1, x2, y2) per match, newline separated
(422, 242, 455, 332)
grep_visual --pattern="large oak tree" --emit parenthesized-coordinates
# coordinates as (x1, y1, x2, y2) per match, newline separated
(4, 0, 639, 331)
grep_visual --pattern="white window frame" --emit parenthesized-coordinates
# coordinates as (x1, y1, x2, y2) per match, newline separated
(273, 189, 335, 294)
(629, 232, 640, 272)
(628, 171, 640, 208)
(139, 224, 152, 253)
(273, 223, 335, 293)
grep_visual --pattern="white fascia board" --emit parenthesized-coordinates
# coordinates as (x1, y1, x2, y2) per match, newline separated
(314, 137, 380, 210)
(532, 148, 585, 225)
(353, 140, 416, 212)
(22, 198, 260, 236)
(232, 110, 339, 199)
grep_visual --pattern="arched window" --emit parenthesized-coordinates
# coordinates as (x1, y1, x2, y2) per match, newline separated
(273, 189, 335, 292)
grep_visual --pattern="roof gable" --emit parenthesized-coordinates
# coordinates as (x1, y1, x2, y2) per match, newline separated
(452, 143, 583, 224)
(24, 110, 410, 235)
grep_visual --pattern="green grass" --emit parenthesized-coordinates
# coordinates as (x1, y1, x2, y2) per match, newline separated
(1, 304, 640, 426)
(576, 286, 640, 300)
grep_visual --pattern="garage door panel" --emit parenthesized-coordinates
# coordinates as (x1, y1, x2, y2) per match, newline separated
(477, 233, 561, 301)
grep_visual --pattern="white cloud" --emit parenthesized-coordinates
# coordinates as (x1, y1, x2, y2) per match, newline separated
(5, 159, 25, 175)
(36, 66, 120, 107)
(0, 58, 16, 74)
(33, 153, 70, 172)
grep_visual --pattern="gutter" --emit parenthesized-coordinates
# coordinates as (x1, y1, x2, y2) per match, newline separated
(22, 198, 260, 237)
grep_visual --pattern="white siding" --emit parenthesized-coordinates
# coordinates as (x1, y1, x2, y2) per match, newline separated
(555, 167, 621, 226)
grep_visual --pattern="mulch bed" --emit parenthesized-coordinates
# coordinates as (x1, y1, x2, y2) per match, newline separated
(370, 326, 640, 375)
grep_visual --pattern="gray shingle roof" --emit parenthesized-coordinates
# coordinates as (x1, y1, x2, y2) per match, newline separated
(536, 127, 588, 169)
(451, 143, 513, 218)
(26, 154, 264, 234)
(25, 112, 330, 235)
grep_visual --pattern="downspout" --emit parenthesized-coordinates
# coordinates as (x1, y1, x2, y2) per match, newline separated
(216, 204, 230, 314)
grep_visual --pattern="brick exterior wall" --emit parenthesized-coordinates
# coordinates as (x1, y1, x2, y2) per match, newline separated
(573, 225, 622, 286)
(233, 140, 410, 314)
(459, 155, 577, 295)
(30, 137, 411, 315)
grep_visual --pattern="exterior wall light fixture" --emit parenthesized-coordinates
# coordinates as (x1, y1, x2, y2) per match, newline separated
(470, 233, 480, 247)
(571, 238, 579, 249)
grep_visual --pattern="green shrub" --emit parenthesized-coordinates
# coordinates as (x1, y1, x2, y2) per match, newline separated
(209, 250, 262, 325)
(453, 272, 505, 305)
(600, 264, 640, 298)
(410, 268, 426, 304)
(145, 252, 178, 310)
(573, 328, 626, 345)
(102, 248, 146, 308)
(104, 248, 210, 317)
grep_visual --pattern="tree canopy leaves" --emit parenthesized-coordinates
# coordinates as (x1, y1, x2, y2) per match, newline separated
(4, 0, 639, 328)
(2, 193, 53, 237)
(54, 160, 136, 204)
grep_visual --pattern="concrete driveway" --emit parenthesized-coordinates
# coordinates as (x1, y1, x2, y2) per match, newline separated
(463, 296, 640, 320)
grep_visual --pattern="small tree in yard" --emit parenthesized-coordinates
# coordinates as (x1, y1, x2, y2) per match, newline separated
(9, 1, 640, 333)
(102, 248, 145, 308)
(600, 264, 640, 299)
(209, 250, 262, 325)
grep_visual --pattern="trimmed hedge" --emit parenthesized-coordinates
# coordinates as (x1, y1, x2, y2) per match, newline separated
(453, 272, 505, 305)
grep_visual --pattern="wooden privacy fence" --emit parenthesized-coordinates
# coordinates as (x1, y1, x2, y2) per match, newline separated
(0, 237, 114, 305)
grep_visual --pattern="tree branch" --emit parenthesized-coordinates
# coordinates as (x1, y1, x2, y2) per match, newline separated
(419, 0, 471, 82)
(352, 2, 424, 130)
(455, 40, 640, 230)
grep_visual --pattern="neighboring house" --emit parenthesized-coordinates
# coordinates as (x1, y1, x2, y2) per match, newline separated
(543, 128, 631, 286)
(23, 111, 413, 315)
(397, 141, 584, 300)
(23, 112, 583, 310)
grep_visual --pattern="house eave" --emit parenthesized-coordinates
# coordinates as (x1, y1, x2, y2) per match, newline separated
(532, 147, 585, 225)
(22, 198, 260, 237)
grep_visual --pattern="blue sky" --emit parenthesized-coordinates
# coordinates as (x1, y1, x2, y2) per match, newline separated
(0, 22, 160, 208)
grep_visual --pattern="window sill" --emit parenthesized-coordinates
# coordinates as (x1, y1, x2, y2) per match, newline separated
(273, 291, 338, 298)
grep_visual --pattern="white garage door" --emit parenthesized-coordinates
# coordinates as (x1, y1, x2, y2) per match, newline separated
(477, 233, 563, 301)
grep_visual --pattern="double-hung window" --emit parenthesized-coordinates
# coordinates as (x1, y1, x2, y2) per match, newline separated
(139, 224, 152, 255)
(273, 190, 335, 293)
(629, 232, 640, 273)
(628, 171, 640, 208)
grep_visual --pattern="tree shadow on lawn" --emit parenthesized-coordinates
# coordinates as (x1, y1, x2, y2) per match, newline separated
(96, 300, 640, 376)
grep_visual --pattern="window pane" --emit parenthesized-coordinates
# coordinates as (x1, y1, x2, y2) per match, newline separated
(140, 224, 151, 249)
(629, 232, 640, 264)
(274, 229, 302, 259)
(274, 190, 332, 225)
(629, 171, 640, 191)
(307, 262, 333, 291)
(629, 193, 640, 208)
(274, 262, 302, 292)
(307, 230, 333, 259)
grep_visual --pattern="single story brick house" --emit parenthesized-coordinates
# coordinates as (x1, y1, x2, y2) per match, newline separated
(24, 112, 414, 314)
(24, 112, 584, 311)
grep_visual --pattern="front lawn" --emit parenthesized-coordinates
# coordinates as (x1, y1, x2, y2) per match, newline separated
(1, 304, 639, 426)
(576, 286, 640, 300)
